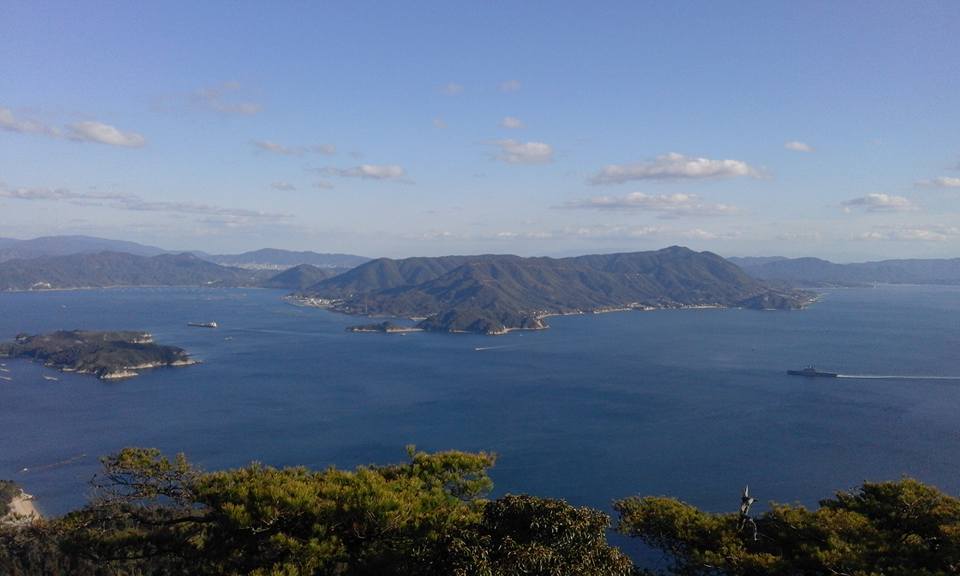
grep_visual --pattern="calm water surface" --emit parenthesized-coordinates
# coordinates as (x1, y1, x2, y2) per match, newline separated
(1, 285, 959, 527)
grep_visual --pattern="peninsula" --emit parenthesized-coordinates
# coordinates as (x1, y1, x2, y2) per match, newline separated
(0, 330, 197, 380)
(296, 246, 811, 335)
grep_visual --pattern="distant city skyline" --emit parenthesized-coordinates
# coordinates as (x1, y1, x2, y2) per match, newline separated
(1, 1, 959, 261)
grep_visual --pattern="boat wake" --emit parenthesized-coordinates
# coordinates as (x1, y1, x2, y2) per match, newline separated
(837, 374, 960, 381)
(20, 453, 87, 474)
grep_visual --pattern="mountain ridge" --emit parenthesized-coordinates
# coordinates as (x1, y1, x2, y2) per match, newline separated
(0, 252, 342, 291)
(301, 246, 809, 334)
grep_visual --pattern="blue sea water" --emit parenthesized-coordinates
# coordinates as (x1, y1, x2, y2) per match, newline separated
(1, 285, 959, 539)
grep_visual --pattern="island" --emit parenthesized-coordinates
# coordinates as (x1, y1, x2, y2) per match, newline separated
(346, 321, 424, 334)
(294, 246, 813, 335)
(0, 330, 198, 380)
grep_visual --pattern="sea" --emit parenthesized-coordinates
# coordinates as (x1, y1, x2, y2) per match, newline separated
(2, 285, 959, 555)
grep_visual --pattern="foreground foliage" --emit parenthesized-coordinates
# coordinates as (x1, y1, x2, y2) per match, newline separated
(2, 448, 959, 575)
(0, 447, 631, 575)
(616, 478, 960, 575)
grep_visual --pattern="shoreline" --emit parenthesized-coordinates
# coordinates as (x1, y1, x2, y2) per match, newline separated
(290, 294, 812, 336)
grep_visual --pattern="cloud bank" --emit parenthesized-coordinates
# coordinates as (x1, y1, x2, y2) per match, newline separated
(320, 164, 409, 181)
(590, 153, 758, 184)
(1, 107, 145, 147)
(842, 193, 916, 212)
(561, 192, 737, 217)
(0, 182, 290, 223)
(493, 139, 553, 164)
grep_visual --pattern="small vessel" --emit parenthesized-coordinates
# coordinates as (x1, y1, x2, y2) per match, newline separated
(188, 321, 218, 328)
(787, 366, 838, 378)
(43, 375, 59, 381)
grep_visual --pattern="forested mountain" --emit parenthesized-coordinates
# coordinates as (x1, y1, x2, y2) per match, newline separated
(730, 256, 960, 286)
(258, 264, 340, 290)
(303, 247, 807, 334)
(0, 236, 167, 262)
(0, 252, 343, 291)
(0, 252, 261, 290)
(308, 255, 475, 298)
(202, 248, 369, 270)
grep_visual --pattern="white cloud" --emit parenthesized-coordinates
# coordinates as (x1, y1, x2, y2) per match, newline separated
(858, 225, 960, 242)
(66, 121, 146, 147)
(589, 152, 759, 184)
(433, 117, 448, 129)
(492, 139, 553, 164)
(0, 183, 127, 202)
(842, 193, 916, 212)
(321, 164, 409, 181)
(784, 140, 814, 152)
(1, 108, 145, 147)
(916, 176, 960, 188)
(499, 79, 522, 93)
(440, 82, 464, 95)
(0, 182, 290, 222)
(271, 182, 296, 191)
(561, 192, 737, 217)
(499, 116, 524, 129)
(313, 181, 334, 190)
(0, 107, 59, 136)
(194, 82, 261, 115)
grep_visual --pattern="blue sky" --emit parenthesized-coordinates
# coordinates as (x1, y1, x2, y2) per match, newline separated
(1, 1, 958, 260)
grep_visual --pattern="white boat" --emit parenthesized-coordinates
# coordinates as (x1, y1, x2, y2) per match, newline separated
(188, 321, 218, 328)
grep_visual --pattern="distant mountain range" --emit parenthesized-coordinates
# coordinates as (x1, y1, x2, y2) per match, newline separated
(300, 247, 808, 334)
(0, 236, 168, 262)
(201, 248, 369, 270)
(729, 256, 960, 286)
(0, 252, 338, 291)
(0, 235, 369, 270)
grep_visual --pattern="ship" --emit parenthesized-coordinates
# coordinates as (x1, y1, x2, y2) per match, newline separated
(187, 321, 218, 328)
(787, 366, 838, 378)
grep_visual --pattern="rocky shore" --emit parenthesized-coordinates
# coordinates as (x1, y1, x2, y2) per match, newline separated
(0, 331, 198, 380)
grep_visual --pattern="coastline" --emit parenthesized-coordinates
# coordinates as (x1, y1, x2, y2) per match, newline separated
(288, 294, 819, 336)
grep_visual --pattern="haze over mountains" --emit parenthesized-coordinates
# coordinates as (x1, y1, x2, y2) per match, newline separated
(0, 236, 368, 269)
(0, 236, 168, 262)
(730, 256, 960, 286)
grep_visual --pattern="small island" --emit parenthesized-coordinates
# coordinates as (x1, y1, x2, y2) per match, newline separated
(346, 321, 424, 334)
(0, 330, 197, 380)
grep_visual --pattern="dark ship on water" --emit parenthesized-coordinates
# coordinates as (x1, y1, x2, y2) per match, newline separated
(787, 366, 838, 378)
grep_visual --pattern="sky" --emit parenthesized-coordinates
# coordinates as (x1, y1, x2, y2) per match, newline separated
(1, 1, 959, 261)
